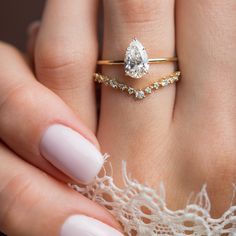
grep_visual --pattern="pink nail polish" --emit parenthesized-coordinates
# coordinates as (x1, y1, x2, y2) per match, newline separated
(40, 124, 104, 183)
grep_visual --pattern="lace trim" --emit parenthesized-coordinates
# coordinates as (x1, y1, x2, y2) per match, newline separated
(70, 160, 236, 235)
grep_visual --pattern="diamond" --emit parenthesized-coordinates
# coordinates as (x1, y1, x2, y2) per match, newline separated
(118, 84, 128, 91)
(104, 80, 109, 86)
(168, 77, 174, 83)
(152, 82, 159, 90)
(109, 80, 118, 88)
(135, 90, 145, 99)
(94, 74, 99, 82)
(172, 76, 178, 82)
(124, 38, 149, 79)
(95, 74, 103, 83)
(144, 87, 152, 94)
(161, 80, 169, 87)
(128, 87, 134, 94)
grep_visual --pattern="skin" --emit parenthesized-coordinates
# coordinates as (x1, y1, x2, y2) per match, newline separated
(0, 0, 236, 235)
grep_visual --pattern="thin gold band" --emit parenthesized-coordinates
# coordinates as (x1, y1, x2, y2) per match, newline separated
(97, 57, 178, 65)
(94, 71, 180, 100)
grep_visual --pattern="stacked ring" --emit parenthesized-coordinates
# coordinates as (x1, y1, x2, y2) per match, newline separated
(97, 38, 178, 79)
(94, 71, 180, 100)
(95, 37, 179, 100)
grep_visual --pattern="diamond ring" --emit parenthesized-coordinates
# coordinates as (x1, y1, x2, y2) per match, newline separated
(94, 71, 180, 100)
(97, 38, 178, 79)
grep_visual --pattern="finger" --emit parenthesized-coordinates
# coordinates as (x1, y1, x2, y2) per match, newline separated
(26, 21, 40, 64)
(0, 143, 123, 236)
(98, 0, 176, 181)
(175, 0, 236, 116)
(35, 0, 99, 131)
(175, 0, 236, 215)
(0, 42, 103, 184)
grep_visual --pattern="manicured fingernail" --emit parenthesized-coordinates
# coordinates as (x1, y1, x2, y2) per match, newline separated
(60, 215, 123, 236)
(40, 124, 104, 183)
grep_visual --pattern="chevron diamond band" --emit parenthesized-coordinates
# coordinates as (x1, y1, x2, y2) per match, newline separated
(94, 71, 180, 100)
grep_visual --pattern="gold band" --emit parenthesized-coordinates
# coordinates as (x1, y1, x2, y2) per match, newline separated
(97, 57, 178, 65)
(94, 71, 180, 100)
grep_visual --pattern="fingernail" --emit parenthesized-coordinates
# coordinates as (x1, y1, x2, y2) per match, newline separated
(40, 124, 104, 183)
(60, 215, 123, 236)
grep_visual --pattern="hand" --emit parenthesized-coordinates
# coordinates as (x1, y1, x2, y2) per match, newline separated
(22, 0, 236, 220)
(0, 142, 121, 235)
(95, 0, 236, 217)
(0, 1, 123, 235)
(1, 1, 235, 236)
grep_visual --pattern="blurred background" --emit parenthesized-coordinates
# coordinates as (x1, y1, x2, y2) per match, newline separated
(0, 0, 45, 50)
(0, 1, 45, 235)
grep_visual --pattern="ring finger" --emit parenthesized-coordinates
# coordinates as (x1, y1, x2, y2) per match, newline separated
(98, 0, 176, 184)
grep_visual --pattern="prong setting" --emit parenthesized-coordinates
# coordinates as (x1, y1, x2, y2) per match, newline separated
(94, 72, 180, 100)
(124, 38, 149, 79)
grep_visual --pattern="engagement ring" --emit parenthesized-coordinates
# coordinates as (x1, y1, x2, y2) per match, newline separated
(97, 38, 178, 79)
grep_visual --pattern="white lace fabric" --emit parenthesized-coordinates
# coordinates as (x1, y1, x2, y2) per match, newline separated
(70, 161, 236, 236)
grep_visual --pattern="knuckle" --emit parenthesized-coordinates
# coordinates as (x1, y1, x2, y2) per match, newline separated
(0, 83, 35, 114)
(0, 83, 43, 137)
(0, 83, 34, 139)
(113, 0, 173, 23)
(36, 41, 97, 80)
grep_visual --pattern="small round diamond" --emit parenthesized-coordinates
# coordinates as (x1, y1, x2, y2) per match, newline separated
(128, 88, 134, 95)
(109, 80, 118, 88)
(161, 80, 169, 87)
(172, 76, 178, 82)
(119, 84, 128, 91)
(135, 90, 145, 99)
(144, 87, 152, 94)
(153, 82, 159, 90)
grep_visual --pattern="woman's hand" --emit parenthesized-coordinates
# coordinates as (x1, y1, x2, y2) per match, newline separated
(0, 42, 123, 235)
(0, 1, 123, 235)
(97, 0, 236, 217)
(19, 0, 236, 220)
(1, 1, 236, 235)
(0, 42, 103, 185)
(0, 142, 121, 235)
(0, 1, 105, 185)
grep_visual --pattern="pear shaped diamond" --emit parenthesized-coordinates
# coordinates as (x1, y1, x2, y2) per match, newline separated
(124, 38, 149, 79)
